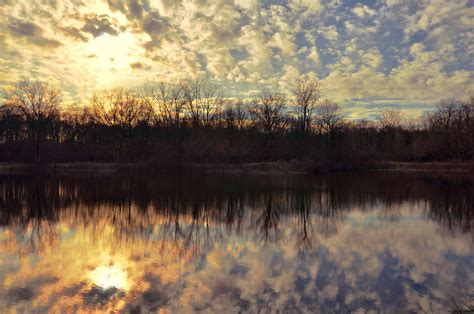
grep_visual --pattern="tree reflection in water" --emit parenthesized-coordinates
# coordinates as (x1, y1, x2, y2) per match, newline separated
(0, 173, 472, 312)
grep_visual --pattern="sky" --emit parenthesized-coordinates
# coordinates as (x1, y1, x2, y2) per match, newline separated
(0, 0, 472, 119)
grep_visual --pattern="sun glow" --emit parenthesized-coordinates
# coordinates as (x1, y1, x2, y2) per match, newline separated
(84, 32, 144, 87)
(86, 33, 136, 65)
(89, 264, 129, 291)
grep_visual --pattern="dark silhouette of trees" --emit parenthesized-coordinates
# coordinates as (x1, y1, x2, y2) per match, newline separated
(0, 79, 472, 164)
(90, 88, 152, 130)
(294, 78, 321, 140)
(423, 98, 474, 160)
(60, 109, 89, 144)
(223, 101, 247, 132)
(90, 88, 153, 161)
(249, 92, 288, 151)
(2, 80, 60, 161)
(182, 79, 223, 128)
(379, 109, 403, 129)
(378, 110, 404, 159)
(314, 100, 343, 135)
(0, 105, 24, 160)
(143, 81, 185, 128)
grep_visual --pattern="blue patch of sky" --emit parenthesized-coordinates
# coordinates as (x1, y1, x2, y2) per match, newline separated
(295, 31, 310, 51)
(313, 37, 336, 77)
(404, 31, 428, 51)
(406, 0, 423, 15)
(362, 103, 434, 110)
(344, 0, 379, 7)
(236, 10, 252, 28)
(374, 22, 406, 73)
(196, 52, 207, 73)
(230, 47, 249, 61)
(260, 0, 286, 9)
(270, 47, 284, 72)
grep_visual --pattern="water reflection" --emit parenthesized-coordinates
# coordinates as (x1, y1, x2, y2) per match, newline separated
(90, 265, 129, 291)
(0, 173, 472, 312)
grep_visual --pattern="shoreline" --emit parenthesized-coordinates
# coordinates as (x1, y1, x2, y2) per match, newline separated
(0, 161, 472, 175)
(375, 161, 474, 174)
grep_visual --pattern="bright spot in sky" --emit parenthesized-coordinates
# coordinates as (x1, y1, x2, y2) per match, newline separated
(89, 265, 129, 291)
(84, 32, 142, 88)
(86, 33, 137, 66)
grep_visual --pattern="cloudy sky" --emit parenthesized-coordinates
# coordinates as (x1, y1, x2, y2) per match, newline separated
(0, 0, 472, 119)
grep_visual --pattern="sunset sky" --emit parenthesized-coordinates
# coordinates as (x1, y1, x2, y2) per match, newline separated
(0, 0, 472, 119)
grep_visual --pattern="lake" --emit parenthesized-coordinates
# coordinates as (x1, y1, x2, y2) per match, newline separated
(0, 173, 472, 312)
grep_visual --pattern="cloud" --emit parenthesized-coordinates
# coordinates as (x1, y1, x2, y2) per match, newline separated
(141, 11, 172, 38)
(57, 26, 88, 42)
(82, 13, 120, 38)
(7, 18, 62, 48)
(0, 0, 471, 116)
(129, 61, 150, 70)
(352, 4, 376, 18)
(308, 47, 321, 66)
(127, 0, 144, 19)
(320, 25, 338, 41)
(107, 0, 144, 20)
(106, 0, 173, 38)
(290, 0, 323, 13)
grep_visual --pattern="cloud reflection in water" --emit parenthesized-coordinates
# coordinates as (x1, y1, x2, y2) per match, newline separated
(0, 173, 472, 312)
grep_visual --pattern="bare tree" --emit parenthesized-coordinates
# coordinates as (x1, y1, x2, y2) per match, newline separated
(142, 81, 185, 128)
(249, 92, 288, 148)
(315, 100, 343, 135)
(3, 80, 60, 161)
(294, 78, 321, 138)
(182, 79, 223, 128)
(0, 104, 25, 160)
(379, 109, 403, 129)
(90, 88, 152, 160)
(223, 101, 247, 131)
(223, 102, 237, 131)
(60, 107, 90, 144)
(234, 101, 248, 131)
(91, 88, 152, 130)
(427, 98, 474, 158)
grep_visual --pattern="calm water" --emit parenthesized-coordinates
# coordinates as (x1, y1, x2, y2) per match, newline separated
(0, 173, 472, 312)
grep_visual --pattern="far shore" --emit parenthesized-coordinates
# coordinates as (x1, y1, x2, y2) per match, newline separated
(0, 161, 473, 175)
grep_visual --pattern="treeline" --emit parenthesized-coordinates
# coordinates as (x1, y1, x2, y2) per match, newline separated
(0, 79, 472, 163)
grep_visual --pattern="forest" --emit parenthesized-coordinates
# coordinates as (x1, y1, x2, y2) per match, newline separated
(0, 79, 473, 164)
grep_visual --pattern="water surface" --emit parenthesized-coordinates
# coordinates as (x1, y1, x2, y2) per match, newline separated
(0, 173, 472, 312)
